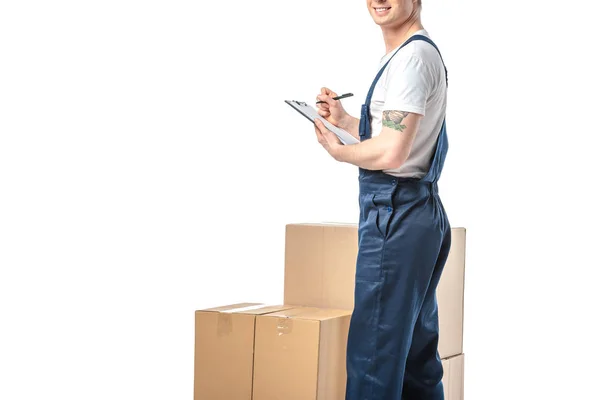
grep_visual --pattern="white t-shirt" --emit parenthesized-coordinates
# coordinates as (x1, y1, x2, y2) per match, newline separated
(368, 29, 447, 178)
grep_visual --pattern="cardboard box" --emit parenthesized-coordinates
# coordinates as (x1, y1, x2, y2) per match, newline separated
(437, 229, 467, 360)
(442, 353, 465, 400)
(284, 223, 357, 311)
(193, 303, 293, 400)
(283, 223, 466, 359)
(252, 307, 352, 400)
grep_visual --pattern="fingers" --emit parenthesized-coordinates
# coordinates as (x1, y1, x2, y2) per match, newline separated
(321, 87, 338, 97)
(314, 121, 326, 145)
(314, 118, 323, 132)
(316, 97, 330, 110)
(316, 86, 339, 107)
(314, 118, 325, 136)
(321, 126, 338, 143)
(317, 108, 330, 118)
(314, 119, 336, 142)
(316, 94, 340, 109)
(316, 94, 331, 106)
(315, 119, 338, 145)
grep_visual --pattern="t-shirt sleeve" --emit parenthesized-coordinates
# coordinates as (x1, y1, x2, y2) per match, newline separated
(382, 55, 433, 116)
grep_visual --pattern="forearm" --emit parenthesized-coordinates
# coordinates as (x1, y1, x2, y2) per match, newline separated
(338, 115, 361, 140)
(334, 134, 401, 170)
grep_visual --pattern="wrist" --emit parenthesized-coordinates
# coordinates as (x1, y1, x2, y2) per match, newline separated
(337, 113, 353, 130)
(332, 143, 346, 162)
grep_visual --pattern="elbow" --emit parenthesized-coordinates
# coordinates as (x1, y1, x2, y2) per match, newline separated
(385, 158, 406, 170)
(380, 149, 408, 170)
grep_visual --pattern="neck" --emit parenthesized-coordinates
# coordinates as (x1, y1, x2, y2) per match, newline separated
(381, 15, 424, 54)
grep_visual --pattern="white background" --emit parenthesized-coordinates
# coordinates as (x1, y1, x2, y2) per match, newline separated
(1, 0, 599, 399)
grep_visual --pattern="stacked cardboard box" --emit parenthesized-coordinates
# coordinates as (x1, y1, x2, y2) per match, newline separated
(193, 303, 293, 399)
(194, 303, 352, 400)
(193, 223, 466, 400)
(282, 223, 466, 399)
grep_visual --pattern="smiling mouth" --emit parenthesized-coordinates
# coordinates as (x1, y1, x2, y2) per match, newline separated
(374, 7, 392, 11)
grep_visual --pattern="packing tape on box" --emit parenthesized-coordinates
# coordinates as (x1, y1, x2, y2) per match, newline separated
(216, 304, 271, 336)
(220, 304, 267, 313)
(276, 317, 293, 336)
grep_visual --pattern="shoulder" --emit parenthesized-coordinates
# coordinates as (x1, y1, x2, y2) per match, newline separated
(401, 36, 443, 64)
(387, 34, 446, 81)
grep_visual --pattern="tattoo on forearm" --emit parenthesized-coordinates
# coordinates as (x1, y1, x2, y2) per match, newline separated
(382, 110, 409, 131)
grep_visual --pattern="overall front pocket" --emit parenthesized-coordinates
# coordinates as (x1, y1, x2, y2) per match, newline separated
(360, 192, 394, 240)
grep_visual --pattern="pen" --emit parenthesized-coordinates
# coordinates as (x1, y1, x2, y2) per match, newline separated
(316, 92, 353, 104)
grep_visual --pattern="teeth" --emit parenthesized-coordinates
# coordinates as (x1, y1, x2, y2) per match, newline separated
(375, 7, 390, 11)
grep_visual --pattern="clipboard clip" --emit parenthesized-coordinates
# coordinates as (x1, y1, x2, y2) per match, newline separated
(290, 100, 308, 106)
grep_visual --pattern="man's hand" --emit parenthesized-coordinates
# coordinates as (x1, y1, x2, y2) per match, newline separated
(315, 86, 361, 140)
(316, 87, 351, 129)
(314, 118, 343, 160)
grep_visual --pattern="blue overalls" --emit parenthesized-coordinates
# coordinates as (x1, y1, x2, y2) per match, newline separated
(345, 35, 451, 400)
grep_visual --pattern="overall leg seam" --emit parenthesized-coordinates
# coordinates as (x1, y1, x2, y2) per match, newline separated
(366, 234, 388, 399)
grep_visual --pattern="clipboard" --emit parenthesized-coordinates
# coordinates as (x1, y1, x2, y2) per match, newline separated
(284, 100, 359, 145)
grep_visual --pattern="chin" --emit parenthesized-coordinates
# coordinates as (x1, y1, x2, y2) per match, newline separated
(372, 17, 393, 26)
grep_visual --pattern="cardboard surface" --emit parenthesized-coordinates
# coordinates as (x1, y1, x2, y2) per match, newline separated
(283, 223, 466, 359)
(442, 353, 465, 400)
(437, 228, 467, 359)
(284, 224, 357, 310)
(252, 307, 352, 400)
(193, 303, 293, 400)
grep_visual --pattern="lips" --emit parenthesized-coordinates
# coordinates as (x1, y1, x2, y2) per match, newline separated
(374, 6, 391, 11)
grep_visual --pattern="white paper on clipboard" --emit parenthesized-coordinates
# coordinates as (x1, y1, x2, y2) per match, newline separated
(284, 100, 359, 145)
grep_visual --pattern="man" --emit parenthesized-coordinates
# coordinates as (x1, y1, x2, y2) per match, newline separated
(313, 0, 451, 399)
